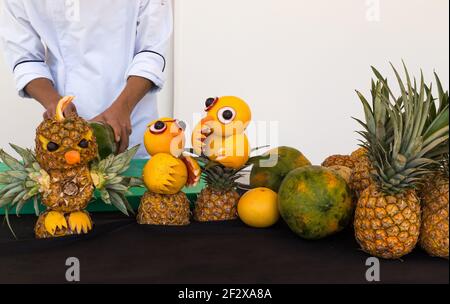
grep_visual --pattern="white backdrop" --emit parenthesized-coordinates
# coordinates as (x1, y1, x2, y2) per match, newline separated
(1, 0, 449, 164)
(173, 0, 449, 164)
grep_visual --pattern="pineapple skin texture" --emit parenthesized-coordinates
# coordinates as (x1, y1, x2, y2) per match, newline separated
(420, 176, 449, 259)
(322, 155, 355, 169)
(137, 191, 191, 226)
(194, 187, 240, 222)
(350, 155, 373, 195)
(354, 186, 421, 259)
(36, 116, 98, 171)
(43, 166, 94, 212)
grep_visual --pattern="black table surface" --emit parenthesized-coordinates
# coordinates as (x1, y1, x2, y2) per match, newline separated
(0, 213, 448, 284)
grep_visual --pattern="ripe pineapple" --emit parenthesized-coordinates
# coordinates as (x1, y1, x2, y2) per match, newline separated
(322, 155, 355, 169)
(419, 74, 449, 259)
(353, 64, 449, 259)
(349, 154, 373, 195)
(194, 158, 243, 222)
(419, 167, 449, 258)
(137, 192, 191, 226)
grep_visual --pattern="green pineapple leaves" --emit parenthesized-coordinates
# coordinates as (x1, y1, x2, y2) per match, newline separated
(90, 145, 143, 216)
(0, 145, 47, 238)
(355, 62, 449, 194)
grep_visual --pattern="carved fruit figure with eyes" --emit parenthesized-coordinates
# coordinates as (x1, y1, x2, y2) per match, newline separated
(137, 118, 201, 226)
(192, 96, 251, 169)
(0, 96, 139, 239)
(33, 96, 98, 238)
(191, 97, 253, 222)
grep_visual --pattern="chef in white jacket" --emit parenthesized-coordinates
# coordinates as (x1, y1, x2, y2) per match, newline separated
(0, 0, 173, 158)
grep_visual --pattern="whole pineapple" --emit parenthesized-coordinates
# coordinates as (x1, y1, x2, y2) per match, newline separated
(194, 161, 241, 222)
(419, 74, 449, 259)
(419, 161, 449, 258)
(354, 64, 449, 259)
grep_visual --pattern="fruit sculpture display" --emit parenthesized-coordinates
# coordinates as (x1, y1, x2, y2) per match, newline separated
(353, 64, 449, 259)
(238, 187, 279, 228)
(278, 166, 353, 240)
(418, 76, 449, 259)
(0, 96, 139, 238)
(137, 118, 201, 226)
(191, 96, 255, 222)
(250, 146, 311, 192)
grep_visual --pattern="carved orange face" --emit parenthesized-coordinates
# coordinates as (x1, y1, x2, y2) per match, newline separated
(200, 96, 252, 138)
(144, 118, 186, 157)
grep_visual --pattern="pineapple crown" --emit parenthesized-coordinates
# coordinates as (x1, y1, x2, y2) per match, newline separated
(355, 62, 449, 194)
(192, 149, 266, 192)
(195, 155, 246, 191)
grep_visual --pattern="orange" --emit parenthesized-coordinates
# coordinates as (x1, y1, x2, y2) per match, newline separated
(238, 187, 279, 228)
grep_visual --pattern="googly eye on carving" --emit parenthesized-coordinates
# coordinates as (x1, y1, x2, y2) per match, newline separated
(150, 121, 167, 134)
(217, 107, 236, 124)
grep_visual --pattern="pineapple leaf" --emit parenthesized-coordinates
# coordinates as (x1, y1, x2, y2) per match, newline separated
(33, 196, 40, 216)
(9, 144, 36, 166)
(108, 190, 129, 216)
(3, 208, 17, 239)
(0, 182, 23, 197)
(0, 149, 24, 171)
(0, 173, 18, 184)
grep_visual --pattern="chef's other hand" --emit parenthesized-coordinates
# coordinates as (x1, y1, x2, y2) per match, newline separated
(92, 101, 132, 153)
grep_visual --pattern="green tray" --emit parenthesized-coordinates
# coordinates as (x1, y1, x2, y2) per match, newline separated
(0, 159, 204, 215)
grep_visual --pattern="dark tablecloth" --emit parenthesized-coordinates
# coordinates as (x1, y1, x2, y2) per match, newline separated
(0, 213, 448, 284)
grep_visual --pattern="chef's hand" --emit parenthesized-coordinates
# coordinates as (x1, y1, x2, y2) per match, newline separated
(24, 78, 78, 119)
(92, 101, 132, 153)
(91, 76, 153, 153)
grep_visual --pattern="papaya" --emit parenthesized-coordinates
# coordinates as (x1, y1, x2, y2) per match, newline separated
(89, 122, 118, 159)
(250, 146, 311, 192)
(278, 166, 353, 240)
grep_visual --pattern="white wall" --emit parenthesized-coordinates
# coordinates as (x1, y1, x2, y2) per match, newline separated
(173, 0, 449, 164)
(0, 1, 174, 156)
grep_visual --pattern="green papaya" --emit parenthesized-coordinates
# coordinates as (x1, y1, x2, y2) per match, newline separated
(89, 122, 118, 159)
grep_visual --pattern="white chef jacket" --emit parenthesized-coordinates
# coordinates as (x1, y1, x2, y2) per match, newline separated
(0, 0, 173, 158)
